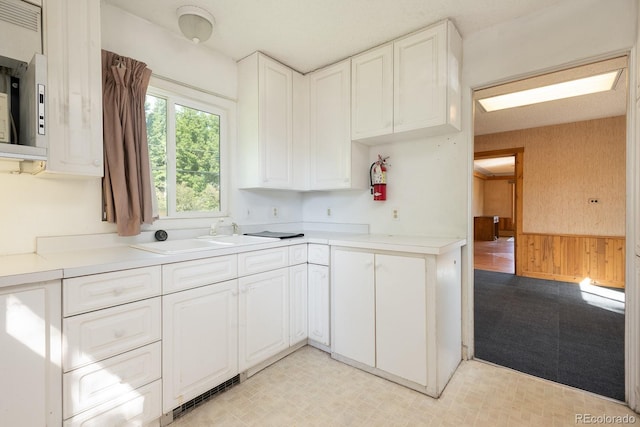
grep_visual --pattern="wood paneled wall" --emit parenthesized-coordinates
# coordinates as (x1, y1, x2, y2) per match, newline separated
(518, 233, 625, 288)
(475, 116, 626, 236)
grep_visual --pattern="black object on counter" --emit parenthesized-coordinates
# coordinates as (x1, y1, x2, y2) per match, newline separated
(154, 230, 168, 241)
(244, 231, 304, 239)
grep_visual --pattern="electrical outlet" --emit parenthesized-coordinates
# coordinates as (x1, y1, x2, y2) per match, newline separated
(271, 207, 278, 218)
(588, 198, 600, 205)
(393, 209, 399, 220)
(326, 208, 332, 217)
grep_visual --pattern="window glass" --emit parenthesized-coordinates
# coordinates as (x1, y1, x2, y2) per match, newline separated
(145, 86, 226, 218)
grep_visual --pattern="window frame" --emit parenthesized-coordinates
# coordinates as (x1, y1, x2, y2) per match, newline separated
(145, 76, 233, 220)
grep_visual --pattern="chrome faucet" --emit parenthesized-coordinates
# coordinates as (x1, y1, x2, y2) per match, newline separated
(231, 222, 239, 235)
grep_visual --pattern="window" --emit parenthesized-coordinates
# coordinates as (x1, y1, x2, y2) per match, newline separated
(145, 79, 230, 218)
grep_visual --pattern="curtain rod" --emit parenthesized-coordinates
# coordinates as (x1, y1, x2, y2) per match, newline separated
(150, 73, 237, 103)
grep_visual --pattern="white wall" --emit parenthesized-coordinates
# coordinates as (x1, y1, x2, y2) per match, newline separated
(101, 4, 237, 100)
(302, 134, 468, 238)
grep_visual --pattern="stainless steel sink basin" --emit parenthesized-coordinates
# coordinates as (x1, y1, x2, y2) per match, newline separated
(130, 235, 278, 254)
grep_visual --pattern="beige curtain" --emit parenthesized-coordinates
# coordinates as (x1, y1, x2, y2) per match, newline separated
(102, 50, 155, 236)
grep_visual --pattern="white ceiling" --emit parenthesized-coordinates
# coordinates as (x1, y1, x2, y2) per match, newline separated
(104, 0, 628, 141)
(104, 0, 568, 74)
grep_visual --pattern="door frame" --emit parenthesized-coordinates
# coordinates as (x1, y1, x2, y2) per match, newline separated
(467, 52, 637, 409)
(474, 148, 523, 274)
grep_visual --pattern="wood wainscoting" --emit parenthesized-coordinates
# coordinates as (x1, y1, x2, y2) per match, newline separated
(517, 233, 625, 288)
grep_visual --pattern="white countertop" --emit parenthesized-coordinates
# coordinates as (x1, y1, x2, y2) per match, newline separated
(0, 232, 466, 288)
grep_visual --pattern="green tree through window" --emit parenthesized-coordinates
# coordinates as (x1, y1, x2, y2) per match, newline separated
(145, 91, 223, 217)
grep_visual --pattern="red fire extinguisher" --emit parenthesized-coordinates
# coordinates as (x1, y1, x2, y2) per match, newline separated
(370, 155, 389, 201)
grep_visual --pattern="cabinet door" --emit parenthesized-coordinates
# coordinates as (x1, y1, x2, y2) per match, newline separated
(259, 54, 293, 187)
(309, 59, 353, 190)
(0, 280, 61, 427)
(331, 249, 375, 367)
(239, 268, 289, 371)
(394, 24, 447, 133)
(351, 44, 394, 140)
(162, 280, 238, 413)
(376, 254, 427, 385)
(307, 263, 330, 346)
(45, 0, 103, 176)
(289, 263, 308, 345)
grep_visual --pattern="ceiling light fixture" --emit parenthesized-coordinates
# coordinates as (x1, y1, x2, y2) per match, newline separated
(477, 70, 621, 112)
(177, 5, 215, 44)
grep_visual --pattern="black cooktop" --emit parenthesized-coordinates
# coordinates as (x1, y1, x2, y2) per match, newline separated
(244, 231, 305, 239)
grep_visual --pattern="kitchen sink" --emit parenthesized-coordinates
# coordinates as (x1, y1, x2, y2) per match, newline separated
(130, 238, 231, 254)
(197, 234, 279, 245)
(130, 235, 278, 254)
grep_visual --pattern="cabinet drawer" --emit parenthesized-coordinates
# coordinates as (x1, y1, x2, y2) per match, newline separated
(63, 342, 161, 419)
(163, 254, 237, 294)
(63, 297, 161, 372)
(289, 244, 308, 265)
(63, 266, 161, 316)
(308, 244, 329, 265)
(238, 247, 288, 276)
(63, 379, 162, 427)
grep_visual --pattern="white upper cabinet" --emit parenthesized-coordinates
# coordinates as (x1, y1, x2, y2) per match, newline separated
(351, 20, 462, 144)
(44, 0, 103, 176)
(238, 52, 305, 189)
(351, 43, 394, 140)
(309, 59, 367, 190)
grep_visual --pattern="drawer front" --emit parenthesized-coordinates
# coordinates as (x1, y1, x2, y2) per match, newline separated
(63, 342, 161, 419)
(64, 266, 161, 316)
(308, 244, 329, 265)
(63, 380, 162, 427)
(163, 254, 237, 294)
(238, 247, 289, 276)
(63, 297, 161, 372)
(289, 244, 308, 265)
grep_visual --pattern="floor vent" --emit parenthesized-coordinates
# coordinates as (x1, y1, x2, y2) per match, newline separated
(172, 374, 241, 421)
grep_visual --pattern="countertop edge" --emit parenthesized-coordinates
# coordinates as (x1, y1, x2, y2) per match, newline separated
(0, 234, 466, 286)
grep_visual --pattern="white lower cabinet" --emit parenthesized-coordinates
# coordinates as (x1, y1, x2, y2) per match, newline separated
(375, 254, 427, 385)
(239, 268, 290, 372)
(162, 279, 238, 413)
(63, 380, 162, 427)
(331, 246, 461, 397)
(331, 250, 375, 366)
(63, 297, 162, 371)
(308, 262, 330, 347)
(63, 342, 161, 419)
(62, 267, 162, 425)
(289, 263, 308, 345)
(0, 280, 61, 427)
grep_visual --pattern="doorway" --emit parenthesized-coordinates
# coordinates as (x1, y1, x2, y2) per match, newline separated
(471, 56, 628, 401)
(473, 152, 520, 275)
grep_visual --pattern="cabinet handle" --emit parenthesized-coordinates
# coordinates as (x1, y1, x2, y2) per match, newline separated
(113, 329, 125, 338)
(93, 159, 101, 167)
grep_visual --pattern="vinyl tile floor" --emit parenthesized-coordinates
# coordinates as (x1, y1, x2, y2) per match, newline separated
(168, 346, 638, 427)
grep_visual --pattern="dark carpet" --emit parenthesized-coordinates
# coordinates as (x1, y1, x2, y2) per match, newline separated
(474, 269, 625, 401)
